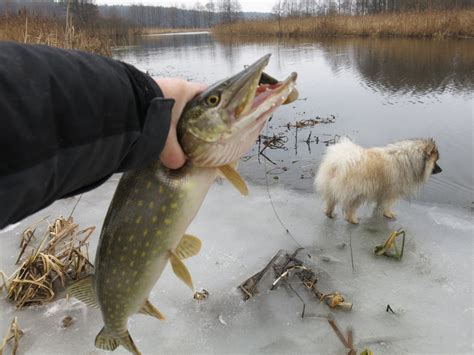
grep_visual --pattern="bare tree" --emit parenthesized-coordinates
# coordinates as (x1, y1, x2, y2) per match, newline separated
(272, 0, 284, 34)
(299, 0, 317, 16)
(218, 0, 242, 24)
(205, 0, 216, 27)
(69, 0, 99, 25)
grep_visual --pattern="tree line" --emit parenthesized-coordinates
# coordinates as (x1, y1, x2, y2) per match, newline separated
(0, 0, 249, 28)
(272, 0, 473, 17)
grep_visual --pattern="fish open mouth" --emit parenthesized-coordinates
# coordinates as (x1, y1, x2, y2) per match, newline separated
(227, 54, 298, 124)
(230, 70, 298, 133)
(181, 54, 298, 167)
(205, 58, 297, 165)
(254, 75, 297, 110)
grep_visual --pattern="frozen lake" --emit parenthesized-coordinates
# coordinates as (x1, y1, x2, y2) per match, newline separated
(0, 178, 472, 354)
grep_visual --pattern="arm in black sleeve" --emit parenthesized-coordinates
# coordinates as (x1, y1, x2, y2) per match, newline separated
(0, 41, 175, 229)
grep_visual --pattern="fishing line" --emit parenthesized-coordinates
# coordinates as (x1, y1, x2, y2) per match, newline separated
(349, 230, 355, 272)
(68, 194, 83, 219)
(263, 124, 303, 249)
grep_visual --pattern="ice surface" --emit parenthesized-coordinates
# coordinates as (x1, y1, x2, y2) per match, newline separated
(0, 176, 472, 354)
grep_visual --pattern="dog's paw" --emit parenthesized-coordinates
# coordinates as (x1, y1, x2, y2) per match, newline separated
(383, 211, 396, 219)
(325, 211, 335, 219)
(345, 216, 359, 225)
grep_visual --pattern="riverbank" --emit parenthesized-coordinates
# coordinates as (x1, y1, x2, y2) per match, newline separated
(213, 10, 474, 38)
(136, 27, 210, 36)
(0, 14, 129, 56)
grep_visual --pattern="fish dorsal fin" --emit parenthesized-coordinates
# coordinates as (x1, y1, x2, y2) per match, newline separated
(218, 164, 249, 196)
(138, 299, 166, 320)
(175, 234, 202, 260)
(169, 251, 194, 290)
(67, 274, 99, 309)
(95, 327, 141, 355)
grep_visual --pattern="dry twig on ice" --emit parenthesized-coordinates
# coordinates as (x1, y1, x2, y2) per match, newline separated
(0, 317, 23, 355)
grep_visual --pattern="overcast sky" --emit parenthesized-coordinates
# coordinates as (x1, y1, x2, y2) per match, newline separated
(96, 0, 274, 13)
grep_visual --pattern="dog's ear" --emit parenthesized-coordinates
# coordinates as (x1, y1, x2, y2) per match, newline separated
(423, 139, 438, 158)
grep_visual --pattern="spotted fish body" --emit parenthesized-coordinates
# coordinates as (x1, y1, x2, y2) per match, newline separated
(95, 162, 217, 335)
(68, 54, 297, 354)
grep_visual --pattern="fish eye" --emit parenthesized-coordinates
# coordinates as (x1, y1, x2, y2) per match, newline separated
(206, 95, 220, 106)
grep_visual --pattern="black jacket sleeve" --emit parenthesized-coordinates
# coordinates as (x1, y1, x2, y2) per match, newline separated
(0, 41, 175, 229)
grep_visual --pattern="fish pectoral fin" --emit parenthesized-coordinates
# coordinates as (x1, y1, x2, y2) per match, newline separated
(67, 274, 99, 309)
(218, 164, 249, 196)
(138, 299, 166, 320)
(95, 327, 141, 355)
(175, 234, 202, 260)
(169, 251, 194, 290)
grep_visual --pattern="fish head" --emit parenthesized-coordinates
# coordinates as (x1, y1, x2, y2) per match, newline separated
(178, 54, 297, 167)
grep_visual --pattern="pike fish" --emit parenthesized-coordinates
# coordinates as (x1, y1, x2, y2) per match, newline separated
(68, 54, 297, 354)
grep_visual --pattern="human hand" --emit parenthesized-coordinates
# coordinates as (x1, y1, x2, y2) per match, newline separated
(155, 78, 207, 169)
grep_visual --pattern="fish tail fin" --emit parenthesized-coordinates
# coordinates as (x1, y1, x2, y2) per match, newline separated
(95, 327, 141, 355)
(95, 327, 119, 351)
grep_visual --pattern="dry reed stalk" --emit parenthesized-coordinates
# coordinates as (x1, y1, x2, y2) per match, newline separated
(0, 317, 23, 355)
(327, 317, 356, 355)
(1, 216, 95, 309)
(23, 16, 28, 43)
(286, 115, 336, 129)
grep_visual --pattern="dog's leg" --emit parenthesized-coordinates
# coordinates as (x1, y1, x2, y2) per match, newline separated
(383, 211, 396, 219)
(344, 199, 362, 224)
(324, 197, 336, 219)
(379, 199, 397, 219)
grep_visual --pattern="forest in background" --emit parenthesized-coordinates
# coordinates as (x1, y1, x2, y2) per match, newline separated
(0, 0, 472, 29)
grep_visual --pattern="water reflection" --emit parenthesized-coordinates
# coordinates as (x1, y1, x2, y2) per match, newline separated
(214, 35, 474, 96)
(346, 38, 474, 96)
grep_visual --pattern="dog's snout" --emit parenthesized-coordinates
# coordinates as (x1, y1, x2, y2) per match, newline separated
(432, 162, 442, 174)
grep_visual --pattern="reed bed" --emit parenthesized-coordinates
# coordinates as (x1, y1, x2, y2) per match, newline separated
(213, 10, 474, 38)
(0, 216, 95, 309)
(0, 14, 114, 56)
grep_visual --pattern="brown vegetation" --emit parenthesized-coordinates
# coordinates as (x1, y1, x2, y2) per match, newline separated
(0, 13, 121, 56)
(213, 10, 474, 38)
(0, 216, 94, 309)
(0, 317, 22, 355)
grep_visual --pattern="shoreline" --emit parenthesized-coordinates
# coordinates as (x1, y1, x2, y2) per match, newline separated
(140, 31, 211, 37)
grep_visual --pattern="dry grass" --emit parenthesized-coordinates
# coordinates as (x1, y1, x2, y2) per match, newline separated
(0, 14, 114, 56)
(213, 10, 474, 38)
(0, 317, 23, 355)
(0, 216, 95, 309)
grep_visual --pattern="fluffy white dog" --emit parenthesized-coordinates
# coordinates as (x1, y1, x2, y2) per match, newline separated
(315, 137, 442, 224)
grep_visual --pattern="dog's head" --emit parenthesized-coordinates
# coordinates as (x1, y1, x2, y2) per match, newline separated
(423, 139, 442, 176)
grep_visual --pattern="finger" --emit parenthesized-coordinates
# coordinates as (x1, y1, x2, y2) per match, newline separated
(160, 126, 187, 170)
(186, 82, 207, 99)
